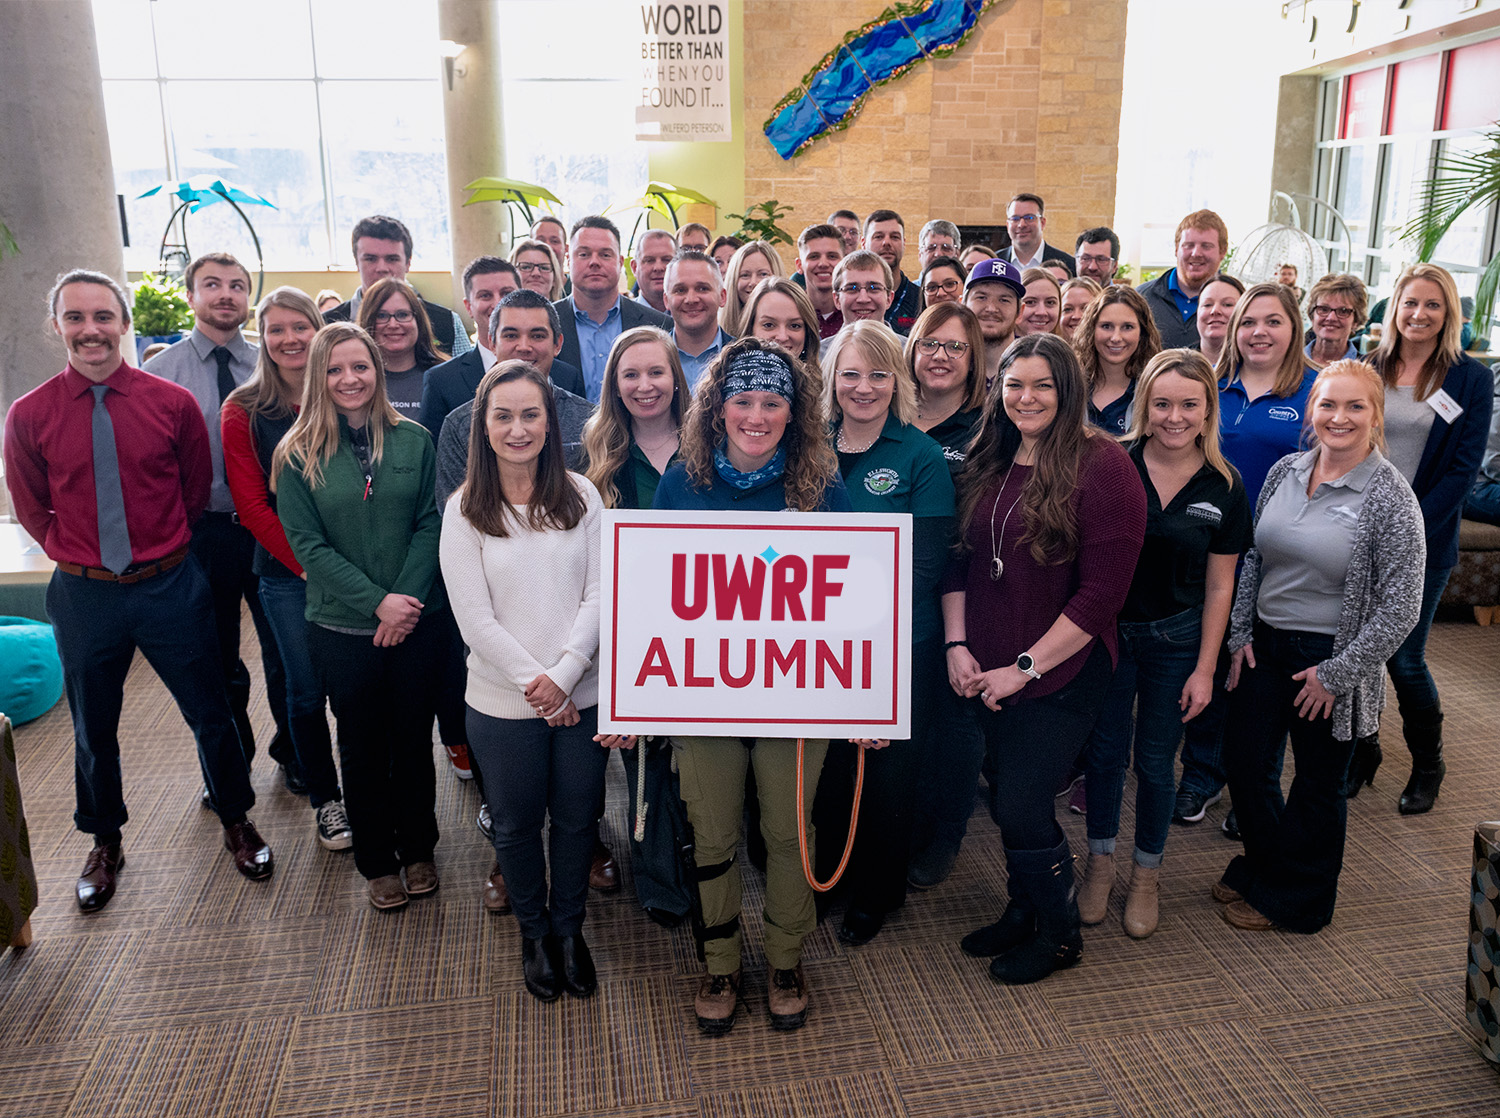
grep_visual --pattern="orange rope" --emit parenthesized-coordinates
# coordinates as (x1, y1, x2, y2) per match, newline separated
(797, 737, 865, 892)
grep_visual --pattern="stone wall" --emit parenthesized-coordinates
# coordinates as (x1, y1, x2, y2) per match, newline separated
(741, 0, 1126, 264)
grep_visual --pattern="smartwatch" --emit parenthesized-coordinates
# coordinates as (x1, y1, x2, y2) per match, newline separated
(1016, 652, 1042, 680)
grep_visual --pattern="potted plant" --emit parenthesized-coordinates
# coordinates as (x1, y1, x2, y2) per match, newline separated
(727, 199, 795, 246)
(132, 272, 194, 361)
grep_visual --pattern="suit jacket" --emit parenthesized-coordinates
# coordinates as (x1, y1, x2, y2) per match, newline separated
(1006, 242, 1076, 277)
(325, 294, 459, 353)
(420, 348, 585, 446)
(552, 295, 673, 394)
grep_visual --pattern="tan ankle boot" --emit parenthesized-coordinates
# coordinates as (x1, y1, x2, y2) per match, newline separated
(1123, 862, 1160, 939)
(1077, 852, 1115, 925)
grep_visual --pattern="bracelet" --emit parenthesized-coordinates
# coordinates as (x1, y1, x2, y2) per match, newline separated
(944, 640, 968, 651)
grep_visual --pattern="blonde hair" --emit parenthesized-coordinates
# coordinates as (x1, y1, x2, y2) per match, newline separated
(741, 277, 824, 385)
(227, 286, 321, 420)
(1125, 349, 1236, 485)
(582, 327, 690, 508)
(1309, 358, 1388, 454)
(509, 238, 566, 302)
(270, 323, 403, 491)
(1371, 262, 1465, 401)
(720, 241, 786, 335)
(822, 320, 917, 426)
(1216, 283, 1308, 398)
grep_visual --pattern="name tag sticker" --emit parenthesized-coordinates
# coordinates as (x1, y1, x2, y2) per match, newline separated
(1428, 389, 1463, 424)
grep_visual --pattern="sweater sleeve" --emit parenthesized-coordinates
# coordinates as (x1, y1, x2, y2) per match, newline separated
(277, 461, 387, 618)
(221, 403, 303, 575)
(435, 404, 470, 509)
(1059, 442, 1147, 636)
(439, 496, 549, 688)
(544, 479, 603, 696)
(390, 429, 442, 604)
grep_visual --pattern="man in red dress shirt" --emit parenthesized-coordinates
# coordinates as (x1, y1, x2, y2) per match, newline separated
(2, 270, 275, 912)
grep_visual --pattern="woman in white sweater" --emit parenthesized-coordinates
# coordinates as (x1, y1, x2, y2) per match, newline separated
(440, 360, 609, 1003)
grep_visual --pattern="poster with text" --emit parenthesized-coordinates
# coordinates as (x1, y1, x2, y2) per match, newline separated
(600, 510, 912, 737)
(635, 2, 731, 142)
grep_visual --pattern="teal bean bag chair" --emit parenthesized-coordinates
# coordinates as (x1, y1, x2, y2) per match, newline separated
(0, 616, 64, 726)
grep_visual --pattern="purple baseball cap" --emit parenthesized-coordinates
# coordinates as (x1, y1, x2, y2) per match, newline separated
(965, 257, 1026, 299)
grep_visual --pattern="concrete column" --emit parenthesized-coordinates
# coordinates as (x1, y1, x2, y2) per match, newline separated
(0, 1, 125, 415)
(439, 0, 507, 316)
(1271, 75, 1321, 202)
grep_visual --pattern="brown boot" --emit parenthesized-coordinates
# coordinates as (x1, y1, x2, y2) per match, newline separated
(695, 970, 741, 1036)
(1077, 852, 1115, 926)
(1122, 862, 1160, 939)
(768, 965, 809, 1031)
(482, 862, 510, 913)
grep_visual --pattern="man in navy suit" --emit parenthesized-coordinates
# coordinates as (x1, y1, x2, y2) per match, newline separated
(419, 258, 520, 443)
(552, 215, 672, 403)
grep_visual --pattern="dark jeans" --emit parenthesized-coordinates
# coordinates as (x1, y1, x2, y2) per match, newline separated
(468, 704, 606, 939)
(189, 511, 289, 766)
(1175, 643, 1230, 799)
(1084, 607, 1203, 863)
(256, 575, 340, 806)
(1222, 622, 1350, 934)
(911, 662, 986, 852)
(308, 616, 441, 880)
(1385, 566, 1452, 715)
(978, 642, 1113, 851)
(46, 557, 253, 834)
(1466, 477, 1500, 526)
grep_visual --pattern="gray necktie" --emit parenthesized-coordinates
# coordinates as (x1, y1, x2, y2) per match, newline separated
(91, 384, 134, 574)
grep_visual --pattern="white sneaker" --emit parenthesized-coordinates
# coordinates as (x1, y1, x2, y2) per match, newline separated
(316, 799, 354, 851)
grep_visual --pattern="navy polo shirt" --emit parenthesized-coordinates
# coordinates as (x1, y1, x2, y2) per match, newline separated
(1218, 367, 1318, 505)
(1089, 381, 1135, 436)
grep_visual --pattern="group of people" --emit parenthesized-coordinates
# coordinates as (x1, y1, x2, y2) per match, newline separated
(3, 197, 1492, 1035)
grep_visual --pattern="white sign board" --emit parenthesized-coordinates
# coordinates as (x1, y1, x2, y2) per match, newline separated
(635, 2, 732, 142)
(599, 510, 912, 737)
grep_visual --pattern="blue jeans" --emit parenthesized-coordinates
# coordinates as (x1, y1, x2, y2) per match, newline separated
(1083, 607, 1203, 865)
(1385, 566, 1452, 715)
(257, 575, 340, 805)
(1466, 477, 1500, 526)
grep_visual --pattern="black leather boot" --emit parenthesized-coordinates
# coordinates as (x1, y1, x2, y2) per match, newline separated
(1340, 732, 1382, 798)
(962, 852, 1036, 957)
(1398, 704, 1445, 815)
(988, 839, 1082, 985)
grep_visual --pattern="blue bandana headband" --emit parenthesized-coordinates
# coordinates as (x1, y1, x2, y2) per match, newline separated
(721, 348, 795, 404)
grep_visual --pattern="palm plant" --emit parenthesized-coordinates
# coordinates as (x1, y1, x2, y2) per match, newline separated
(1402, 124, 1500, 333)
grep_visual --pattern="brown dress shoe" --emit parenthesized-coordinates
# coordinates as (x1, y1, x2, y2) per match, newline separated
(482, 863, 511, 913)
(76, 842, 125, 912)
(368, 874, 408, 910)
(403, 861, 439, 896)
(768, 964, 809, 1031)
(1210, 879, 1243, 905)
(589, 839, 620, 892)
(223, 821, 274, 880)
(1222, 899, 1275, 930)
(695, 970, 742, 1035)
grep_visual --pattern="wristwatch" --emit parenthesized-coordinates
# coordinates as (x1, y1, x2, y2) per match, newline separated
(1015, 652, 1042, 680)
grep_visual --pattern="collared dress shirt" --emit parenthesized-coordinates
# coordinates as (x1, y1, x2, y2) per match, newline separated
(573, 297, 624, 403)
(145, 328, 256, 512)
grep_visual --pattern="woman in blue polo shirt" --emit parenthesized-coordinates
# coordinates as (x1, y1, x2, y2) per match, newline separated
(1363, 263, 1493, 814)
(1076, 350, 1251, 939)
(813, 320, 955, 947)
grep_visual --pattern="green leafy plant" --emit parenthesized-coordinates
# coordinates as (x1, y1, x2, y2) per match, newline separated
(0, 219, 17, 260)
(727, 199, 795, 245)
(132, 272, 194, 336)
(1403, 124, 1500, 333)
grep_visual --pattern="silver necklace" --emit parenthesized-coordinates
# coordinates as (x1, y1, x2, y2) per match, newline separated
(988, 459, 1024, 581)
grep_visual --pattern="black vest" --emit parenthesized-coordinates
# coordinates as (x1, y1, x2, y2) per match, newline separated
(251, 408, 299, 579)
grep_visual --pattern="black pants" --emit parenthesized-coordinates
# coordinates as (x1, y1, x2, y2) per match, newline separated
(1222, 622, 1351, 934)
(308, 616, 441, 880)
(190, 511, 290, 767)
(978, 643, 1113, 851)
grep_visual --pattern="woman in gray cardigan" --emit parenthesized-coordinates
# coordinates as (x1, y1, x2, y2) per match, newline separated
(1217, 360, 1424, 934)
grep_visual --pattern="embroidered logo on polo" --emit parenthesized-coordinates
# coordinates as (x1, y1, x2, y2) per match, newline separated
(864, 468, 900, 496)
(1185, 502, 1223, 524)
(1267, 406, 1300, 422)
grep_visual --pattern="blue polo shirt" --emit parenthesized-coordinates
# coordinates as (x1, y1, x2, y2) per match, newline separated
(1089, 381, 1135, 436)
(1218, 366, 1318, 505)
(1166, 268, 1197, 322)
(573, 297, 624, 403)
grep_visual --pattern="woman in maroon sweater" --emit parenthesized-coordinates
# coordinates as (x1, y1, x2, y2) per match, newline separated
(945, 332, 1146, 985)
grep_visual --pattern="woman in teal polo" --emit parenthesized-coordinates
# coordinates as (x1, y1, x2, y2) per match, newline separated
(815, 319, 956, 946)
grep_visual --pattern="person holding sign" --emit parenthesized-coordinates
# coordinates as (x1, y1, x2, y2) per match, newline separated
(945, 332, 1146, 986)
(654, 337, 851, 1035)
(440, 361, 610, 1003)
(815, 321, 955, 946)
(1362, 264, 1491, 815)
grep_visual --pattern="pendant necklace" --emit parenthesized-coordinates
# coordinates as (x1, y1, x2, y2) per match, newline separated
(988, 458, 1024, 581)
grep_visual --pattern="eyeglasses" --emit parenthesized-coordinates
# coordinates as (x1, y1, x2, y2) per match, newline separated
(924, 278, 962, 296)
(836, 369, 895, 386)
(1311, 304, 1355, 320)
(839, 282, 888, 296)
(923, 242, 958, 256)
(1076, 253, 1114, 268)
(374, 310, 414, 324)
(915, 338, 971, 357)
(1007, 214, 1040, 226)
(516, 262, 554, 275)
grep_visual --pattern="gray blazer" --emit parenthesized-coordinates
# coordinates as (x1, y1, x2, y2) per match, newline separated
(1230, 449, 1426, 741)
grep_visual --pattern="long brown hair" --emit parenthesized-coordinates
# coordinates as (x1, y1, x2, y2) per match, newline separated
(679, 336, 838, 512)
(1371, 262, 1464, 401)
(460, 361, 585, 536)
(1074, 284, 1161, 389)
(357, 277, 449, 368)
(1216, 283, 1307, 397)
(582, 327, 689, 508)
(1125, 349, 1236, 485)
(741, 276, 824, 382)
(227, 286, 320, 420)
(958, 333, 1095, 565)
(905, 302, 987, 412)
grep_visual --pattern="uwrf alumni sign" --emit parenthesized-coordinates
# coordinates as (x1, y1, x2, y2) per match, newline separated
(599, 511, 912, 737)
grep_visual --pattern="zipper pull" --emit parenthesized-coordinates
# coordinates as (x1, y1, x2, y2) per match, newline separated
(363, 474, 373, 501)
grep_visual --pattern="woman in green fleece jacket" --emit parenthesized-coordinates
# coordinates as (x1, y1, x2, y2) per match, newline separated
(272, 321, 446, 912)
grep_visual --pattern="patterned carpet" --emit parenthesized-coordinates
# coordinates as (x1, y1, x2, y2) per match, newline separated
(2, 617, 1497, 1117)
